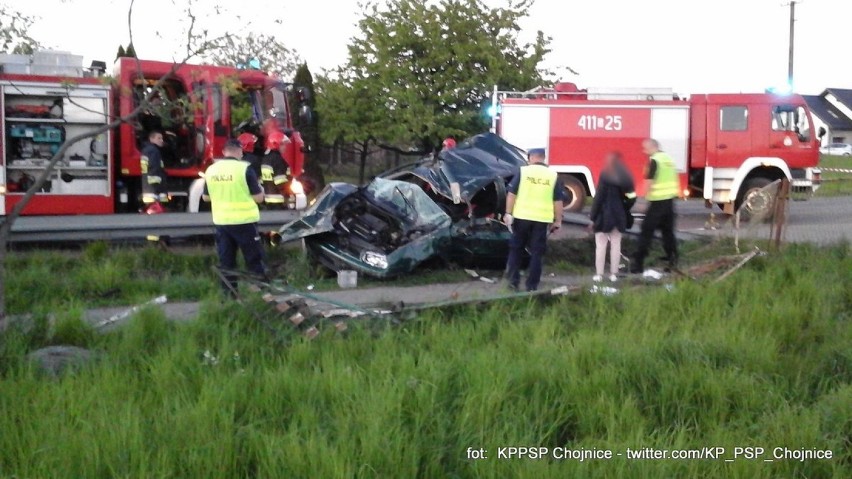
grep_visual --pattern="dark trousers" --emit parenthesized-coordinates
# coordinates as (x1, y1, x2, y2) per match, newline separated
(633, 199, 677, 271)
(216, 223, 266, 296)
(505, 218, 549, 291)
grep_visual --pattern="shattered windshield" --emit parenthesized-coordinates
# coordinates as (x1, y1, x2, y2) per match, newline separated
(364, 178, 450, 228)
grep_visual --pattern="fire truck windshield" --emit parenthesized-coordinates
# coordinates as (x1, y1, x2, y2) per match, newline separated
(262, 85, 290, 128)
(772, 105, 811, 142)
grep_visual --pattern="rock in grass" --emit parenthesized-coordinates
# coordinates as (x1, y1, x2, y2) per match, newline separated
(27, 346, 95, 377)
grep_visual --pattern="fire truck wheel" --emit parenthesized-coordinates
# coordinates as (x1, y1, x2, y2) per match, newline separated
(559, 175, 586, 213)
(736, 177, 774, 222)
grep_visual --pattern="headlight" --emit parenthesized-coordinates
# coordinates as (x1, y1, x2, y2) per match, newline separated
(290, 179, 304, 195)
(361, 251, 388, 269)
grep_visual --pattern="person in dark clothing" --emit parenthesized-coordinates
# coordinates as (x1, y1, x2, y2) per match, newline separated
(238, 132, 262, 181)
(589, 152, 636, 282)
(203, 139, 266, 297)
(140, 130, 168, 211)
(260, 131, 291, 206)
(631, 139, 680, 273)
(503, 148, 566, 292)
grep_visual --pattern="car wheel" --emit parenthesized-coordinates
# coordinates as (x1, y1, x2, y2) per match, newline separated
(559, 174, 586, 213)
(844, 152, 851, 157)
(736, 177, 775, 222)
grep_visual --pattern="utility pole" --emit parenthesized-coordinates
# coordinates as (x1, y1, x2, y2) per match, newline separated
(784, 0, 800, 88)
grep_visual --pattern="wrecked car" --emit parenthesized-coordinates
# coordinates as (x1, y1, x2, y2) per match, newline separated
(277, 132, 528, 278)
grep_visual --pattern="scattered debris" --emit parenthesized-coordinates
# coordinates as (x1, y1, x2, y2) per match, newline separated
(704, 213, 719, 230)
(642, 269, 664, 280)
(94, 295, 168, 329)
(589, 285, 618, 296)
(465, 269, 497, 283)
(714, 249, 761, 283)
(202, 350, 219, 366)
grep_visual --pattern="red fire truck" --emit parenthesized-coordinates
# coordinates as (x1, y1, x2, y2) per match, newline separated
(492, 83, 823, 213)
(0, 51, 310, 216)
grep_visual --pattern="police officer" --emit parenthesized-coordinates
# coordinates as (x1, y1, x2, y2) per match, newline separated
(631, 138, 680, 273)
(260, 131, 291, 206)
(503, 148, 565, 292)
(202, 139, 266, 297)
(140, 130, 168, 211)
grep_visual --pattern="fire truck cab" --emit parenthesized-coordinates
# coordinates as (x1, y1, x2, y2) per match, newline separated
(0, 51, 310, 216)
(113, 57, 309, 213)
(494, 83, 822, 213)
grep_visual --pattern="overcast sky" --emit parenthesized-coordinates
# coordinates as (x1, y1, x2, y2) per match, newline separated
(9, 0, 852, 95)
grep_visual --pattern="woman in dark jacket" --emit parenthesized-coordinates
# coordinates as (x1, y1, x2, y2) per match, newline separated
(589, 152, 636, 282)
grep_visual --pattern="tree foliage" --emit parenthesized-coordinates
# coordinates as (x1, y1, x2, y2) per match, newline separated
(319, 0, 551, 154)
(0, 3, 40, 54)
(290, 63, 326, 186)
(115, 45, 126, 60)
(291, 63, 318, 151)
(205, 33, 301, 81)
(125, 43, 137, 59)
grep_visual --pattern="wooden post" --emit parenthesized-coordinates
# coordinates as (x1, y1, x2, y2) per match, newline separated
(772, 179, 790, 251)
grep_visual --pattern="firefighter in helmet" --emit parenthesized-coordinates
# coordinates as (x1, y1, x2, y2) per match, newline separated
(260, 131, 291, 206)
(238, 132, 262, 182)
(441, 137, 457, 151)
(140, 130, 168, 212)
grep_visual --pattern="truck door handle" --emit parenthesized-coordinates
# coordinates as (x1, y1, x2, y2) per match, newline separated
(718, 144, 728, 149)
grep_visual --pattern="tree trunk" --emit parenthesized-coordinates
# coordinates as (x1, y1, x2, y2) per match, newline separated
(358, 144, 369, 186)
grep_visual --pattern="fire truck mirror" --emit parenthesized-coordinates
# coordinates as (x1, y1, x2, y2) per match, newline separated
(818, 126, 827, 139)
(297, 87, 312, 104)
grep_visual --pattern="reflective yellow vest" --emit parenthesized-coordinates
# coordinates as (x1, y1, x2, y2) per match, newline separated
(646, 152, 679, 201)
(205, 159, 260, 225)
(513, 164, 558, 223)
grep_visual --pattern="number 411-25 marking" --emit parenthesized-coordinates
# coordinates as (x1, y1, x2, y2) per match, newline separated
(577, 115, 623, 131)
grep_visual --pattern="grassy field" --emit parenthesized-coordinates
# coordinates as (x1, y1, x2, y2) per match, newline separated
(817, 155, 852, 197)
(2, 241, 472, 316)
(0, 241, 850, 477)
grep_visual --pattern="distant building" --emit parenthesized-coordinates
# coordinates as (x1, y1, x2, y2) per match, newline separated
(803, 88, 852, 146)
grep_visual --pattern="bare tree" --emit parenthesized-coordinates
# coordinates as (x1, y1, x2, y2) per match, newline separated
(205, 33, 302, 80)
(0, 0, 232, 324)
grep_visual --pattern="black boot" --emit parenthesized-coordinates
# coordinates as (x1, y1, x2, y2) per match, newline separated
(629, 257, 644, 274)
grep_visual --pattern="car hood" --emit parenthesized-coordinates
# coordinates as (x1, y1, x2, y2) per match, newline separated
(277, 179, 452, 243)
(399, 132, 527, 203)
(277, 182, 357, 242)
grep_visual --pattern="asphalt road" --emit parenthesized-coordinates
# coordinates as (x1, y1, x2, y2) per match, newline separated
(673, 197, 852, 245)
(561, 196, 851, 246)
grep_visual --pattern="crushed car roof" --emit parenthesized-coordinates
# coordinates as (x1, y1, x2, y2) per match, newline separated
(395, 132, 528, 202)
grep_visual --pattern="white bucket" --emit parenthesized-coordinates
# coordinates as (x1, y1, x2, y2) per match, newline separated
(337, 270, 358, 289)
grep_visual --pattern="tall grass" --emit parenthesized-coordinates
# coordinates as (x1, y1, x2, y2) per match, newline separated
(0, 243, 850, 477)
